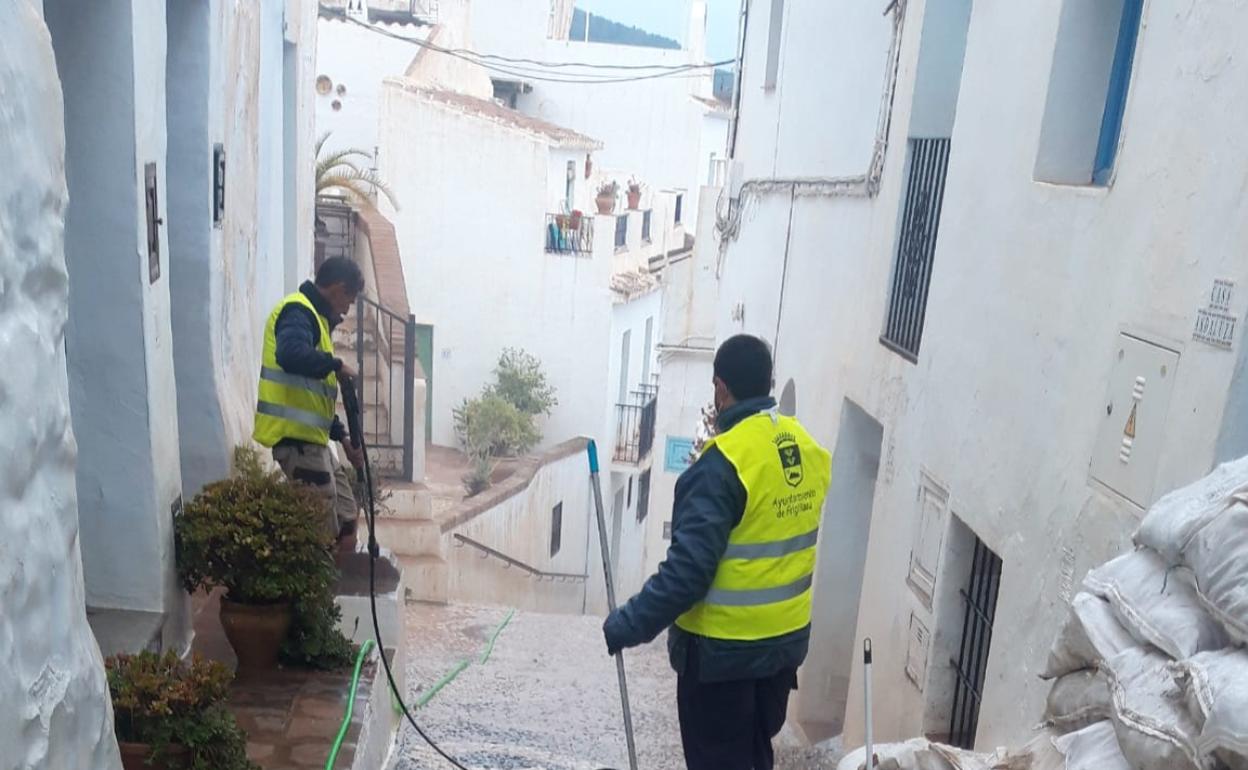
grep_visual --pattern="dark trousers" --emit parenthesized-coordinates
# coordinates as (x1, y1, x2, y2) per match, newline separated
(676, 643, 797, 770)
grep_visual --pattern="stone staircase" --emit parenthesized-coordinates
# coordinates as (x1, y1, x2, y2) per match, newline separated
(368, 483, 449, 605)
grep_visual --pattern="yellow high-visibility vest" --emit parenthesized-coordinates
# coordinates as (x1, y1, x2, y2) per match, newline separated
(676, 410, 832, 641)
(252, 291, 339, 447)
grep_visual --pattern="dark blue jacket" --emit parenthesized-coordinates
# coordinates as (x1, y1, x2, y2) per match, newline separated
(603, 397, 810, 683)
(274, 281, 346, 444)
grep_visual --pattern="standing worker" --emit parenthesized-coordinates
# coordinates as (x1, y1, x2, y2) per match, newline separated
(603, 334, 832, 770)
(253, 256, 366, 543)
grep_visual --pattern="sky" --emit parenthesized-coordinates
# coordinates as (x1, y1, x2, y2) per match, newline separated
(574, 0, 739, 62)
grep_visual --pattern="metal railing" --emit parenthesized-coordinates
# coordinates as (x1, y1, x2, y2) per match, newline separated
(882, 137, 952, 361)
(614, 389, 657, 464)
(544, 213, 594, 255)
(353, 294, 417, 480)
(641, 209, 652, 243)
(614, 213, 628, 251)
(453, 533, 588, 583)
(948, 535, 1003, 750)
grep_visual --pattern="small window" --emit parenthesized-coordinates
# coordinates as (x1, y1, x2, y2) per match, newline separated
(550, 502, 563, 557)
(1035, 0, 1144, 186)
(636, 469, 652, 523)
(674, 194, 683, 225)
(763, 0, 785, 90)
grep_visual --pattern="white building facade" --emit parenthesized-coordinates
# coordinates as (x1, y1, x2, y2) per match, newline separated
(688, 0, 1248, 753)
(1, 2, 321, 763)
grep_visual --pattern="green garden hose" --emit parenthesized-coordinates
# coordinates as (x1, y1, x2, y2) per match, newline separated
(324, 639, 376, 770)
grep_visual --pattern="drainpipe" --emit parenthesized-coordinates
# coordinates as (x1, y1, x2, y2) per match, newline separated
(727, 0, 750, 159)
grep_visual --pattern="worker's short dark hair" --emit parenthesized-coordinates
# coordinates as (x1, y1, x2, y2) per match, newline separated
(315, 257, 365, 294)
(714, 335, 773, 401)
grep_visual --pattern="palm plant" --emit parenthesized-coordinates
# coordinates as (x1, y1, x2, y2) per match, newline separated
(315, 132, 398, 209)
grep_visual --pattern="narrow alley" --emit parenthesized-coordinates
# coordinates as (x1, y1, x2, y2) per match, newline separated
(392, 602, 843, 770)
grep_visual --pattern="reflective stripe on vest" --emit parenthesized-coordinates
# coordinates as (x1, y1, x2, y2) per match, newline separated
(675, 410, 832, 642)
(252, 291, 339, 447)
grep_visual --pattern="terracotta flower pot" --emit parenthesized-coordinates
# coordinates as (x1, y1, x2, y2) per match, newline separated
(570, 211, 583, 229)
(626, 189, 641, 209)
(219, 598, 293, 670)
(119, 742, 189, 770)
(595, 193, 615, 215)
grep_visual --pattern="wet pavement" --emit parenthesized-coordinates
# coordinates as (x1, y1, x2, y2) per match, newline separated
(389, 602, 844, 770)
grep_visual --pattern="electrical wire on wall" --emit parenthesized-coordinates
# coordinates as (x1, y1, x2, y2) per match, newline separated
(320, 5, 733, 85)
(714, 0, 909, 268)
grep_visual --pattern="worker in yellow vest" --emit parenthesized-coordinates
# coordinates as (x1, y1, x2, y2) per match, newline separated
(253, 257, 366, 542)
(604, 334, 832, 770)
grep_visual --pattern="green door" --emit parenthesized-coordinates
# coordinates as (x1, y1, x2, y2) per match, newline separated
(414, 323, 434, 443)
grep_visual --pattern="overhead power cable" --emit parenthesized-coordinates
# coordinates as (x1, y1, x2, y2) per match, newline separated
(320, 6, 733, 84)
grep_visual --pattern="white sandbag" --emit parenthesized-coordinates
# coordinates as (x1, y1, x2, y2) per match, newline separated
(1043, 669, 1111, 733)
(1007, 732, 1064, 770)
(835, 739, 993, 770)
(1172, 649, 1248, 770)
(1135, 455, 1248, 563)
(1104, 647, 1204, 770)
(1042, 592, 1139, 679)
(1052, 721, 1131, 770)
(1183, 498, 1248, 644)
(1082, 548, 1228, 660)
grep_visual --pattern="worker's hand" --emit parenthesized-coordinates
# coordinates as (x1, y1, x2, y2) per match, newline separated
(603, 613, 624, 657)
(342, 439, 365, 470)
(337, 360, 358, 382)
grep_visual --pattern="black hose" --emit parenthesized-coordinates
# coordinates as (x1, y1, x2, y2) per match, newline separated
(341, 374, 473, 770)
(343, 375, 634, 770)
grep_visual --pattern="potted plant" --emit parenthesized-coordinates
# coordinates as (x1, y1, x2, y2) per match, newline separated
(175, 448, 343, 670)
(570, 208, 584, 229)
(555, 212, 569, 229)
(107, 651, 257, 770)
(595, 180, 618, 215)
(626, 177, 643, 210)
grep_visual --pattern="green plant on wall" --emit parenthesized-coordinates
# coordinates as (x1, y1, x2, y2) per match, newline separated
(453, 349, 557, 495)
(488, 348, 558, 416)
(107, 651, 257, 770)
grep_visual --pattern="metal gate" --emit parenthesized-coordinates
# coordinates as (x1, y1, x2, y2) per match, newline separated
(948, 535, 1003, 750)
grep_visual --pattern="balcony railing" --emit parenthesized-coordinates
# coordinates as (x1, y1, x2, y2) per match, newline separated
(545, 213, 594, 255)
(642, 209, 652, 243)
(614, 389, 657, 464)
(314, 195, 356, 269)
(352, 295, 418, 481)
(614, 213, 628, 251)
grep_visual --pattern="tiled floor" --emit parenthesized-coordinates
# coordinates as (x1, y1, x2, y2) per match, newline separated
(192, 589, 379, 770)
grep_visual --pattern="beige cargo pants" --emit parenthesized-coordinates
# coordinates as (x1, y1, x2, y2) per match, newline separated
(272, 442, 359, 540)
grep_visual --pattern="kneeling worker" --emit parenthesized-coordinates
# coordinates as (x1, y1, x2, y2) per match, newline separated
(603, 334, 833, 770)
(253, 256, 366, 541)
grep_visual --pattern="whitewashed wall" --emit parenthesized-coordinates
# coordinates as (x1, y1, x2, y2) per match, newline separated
(379, 80, 614, 452)
(713, 0, 1248, 750)
(447, 442, 594, 614)
(43, 0, 186, 644)
(315, 16, 428, 155)
(470, 0, 711, 228)
(0, 3, 121, 767)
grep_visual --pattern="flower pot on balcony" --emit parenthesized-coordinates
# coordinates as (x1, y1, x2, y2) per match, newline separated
(219, 598, 293, 670)
(119, 742, 189, 770)
(570, 210, 583, 229)
(555, 213, 570, 229)
(595, 193, 615, 215)
(626, 188, 642, 210)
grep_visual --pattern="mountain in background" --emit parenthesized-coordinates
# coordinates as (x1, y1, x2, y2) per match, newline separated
(569, 7, 681, 50)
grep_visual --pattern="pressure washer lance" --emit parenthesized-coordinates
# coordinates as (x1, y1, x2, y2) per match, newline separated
(864, 638, 877, 769)
(587, 440, 640, 770)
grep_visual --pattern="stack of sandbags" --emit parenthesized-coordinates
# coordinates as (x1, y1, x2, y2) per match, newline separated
(1035, 455, 1248, 770)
